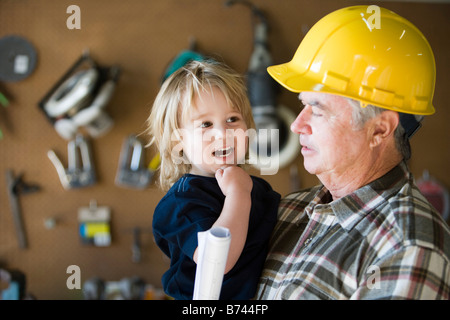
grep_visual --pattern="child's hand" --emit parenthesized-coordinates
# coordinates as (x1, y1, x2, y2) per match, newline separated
(215, 166, 253, 196)
(213, 166, 253, 273)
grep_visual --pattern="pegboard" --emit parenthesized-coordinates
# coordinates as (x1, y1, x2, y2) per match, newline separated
(0, 0, 449, 299)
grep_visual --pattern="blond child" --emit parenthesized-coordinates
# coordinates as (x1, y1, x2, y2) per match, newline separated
(147, 60, 280, 299)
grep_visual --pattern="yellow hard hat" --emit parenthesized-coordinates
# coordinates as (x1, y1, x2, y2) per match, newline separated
(268, 6, 436, 115)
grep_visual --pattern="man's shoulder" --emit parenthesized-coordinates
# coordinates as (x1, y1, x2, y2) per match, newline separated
(384, 181, 450, 254)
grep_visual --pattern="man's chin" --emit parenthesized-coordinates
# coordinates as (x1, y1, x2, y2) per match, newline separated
(303, 160, 318, 175)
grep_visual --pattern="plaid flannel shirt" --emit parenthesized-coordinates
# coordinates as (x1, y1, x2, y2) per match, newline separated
(256, 162, 450, 299)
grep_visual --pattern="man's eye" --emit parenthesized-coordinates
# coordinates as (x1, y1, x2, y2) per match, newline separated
(311, 107, 323, 117)
(200, 121, 212, 128)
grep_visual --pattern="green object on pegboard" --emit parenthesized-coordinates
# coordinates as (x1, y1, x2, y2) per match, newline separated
(0, 92, 9, 107)
(0, 92, 8, 139)
(161, 50, 205, 83)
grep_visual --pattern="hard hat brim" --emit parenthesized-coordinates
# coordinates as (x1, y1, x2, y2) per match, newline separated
(267, 63, 435, 115)
(267, 63, 305, 93)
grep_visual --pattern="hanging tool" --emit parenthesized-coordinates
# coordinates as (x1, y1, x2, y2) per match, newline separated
(38, 51, 120, 140)
(0, 268, 27, 300)
(83, 276, 106, 300)
(132, 227, 142, 263)
(115, 135, 154, 189)
(127, 227, 153, 263)
(119, 276, 146, 300)
(122, 227, 153, 263)
(225, 0, 300, 170)
(225, 0, 279, 148)
(0, 35, 38, 82)
(161, 37, 206, 83)
(47, 134, 96, 190)
(5, 170, 40, 249)
(78, 200, 111, 247)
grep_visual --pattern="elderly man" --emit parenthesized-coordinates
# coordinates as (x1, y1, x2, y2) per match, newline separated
(256, 6, 449, 299)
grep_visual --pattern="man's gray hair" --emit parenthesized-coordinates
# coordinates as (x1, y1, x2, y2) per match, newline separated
(346, 98, 415, 161)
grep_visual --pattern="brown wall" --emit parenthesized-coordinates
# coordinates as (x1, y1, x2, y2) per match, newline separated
(0, 0, 449, 299)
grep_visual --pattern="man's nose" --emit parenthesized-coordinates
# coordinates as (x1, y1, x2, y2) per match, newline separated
(290, 109, 311, 135)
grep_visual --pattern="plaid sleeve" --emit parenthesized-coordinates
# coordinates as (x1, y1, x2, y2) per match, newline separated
(352, 245, 450, 300)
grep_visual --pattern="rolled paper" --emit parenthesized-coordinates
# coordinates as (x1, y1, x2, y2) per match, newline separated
(193, 227, 231, 300)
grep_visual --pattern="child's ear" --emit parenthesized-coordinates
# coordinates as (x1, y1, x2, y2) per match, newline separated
(369, 111, 399, 148)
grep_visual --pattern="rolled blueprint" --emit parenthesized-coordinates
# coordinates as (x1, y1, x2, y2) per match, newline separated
(193, 227, 231, 300)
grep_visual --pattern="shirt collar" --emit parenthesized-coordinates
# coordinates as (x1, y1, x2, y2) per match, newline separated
(305, 162, 410, 232)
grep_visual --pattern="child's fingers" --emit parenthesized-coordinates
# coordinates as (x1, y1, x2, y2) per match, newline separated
(215, 168, 224, 180)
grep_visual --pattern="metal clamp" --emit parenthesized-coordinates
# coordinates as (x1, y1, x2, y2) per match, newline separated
(48, 134, 96, 190)
(115, 135, 152, 189)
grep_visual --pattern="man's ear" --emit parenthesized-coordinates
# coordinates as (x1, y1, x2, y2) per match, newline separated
(369, 111, 399, 148)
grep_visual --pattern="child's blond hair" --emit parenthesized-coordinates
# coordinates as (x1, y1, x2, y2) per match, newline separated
(146, 60, 255, 191)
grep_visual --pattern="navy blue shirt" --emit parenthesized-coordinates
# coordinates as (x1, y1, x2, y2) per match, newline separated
(153, 173, 280, 300)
